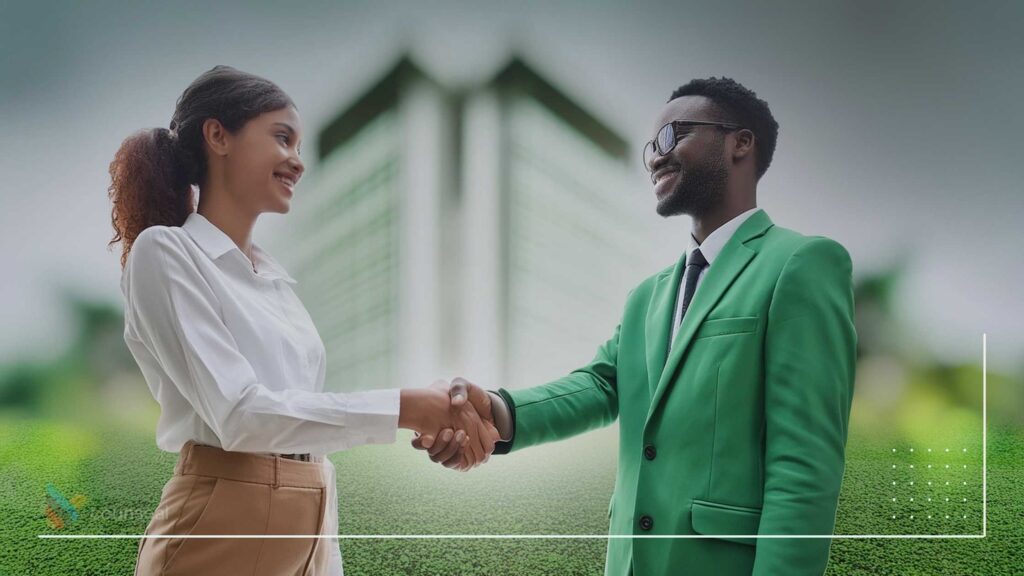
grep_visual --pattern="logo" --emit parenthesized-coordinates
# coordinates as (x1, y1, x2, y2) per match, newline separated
(44, 482, 87, 530)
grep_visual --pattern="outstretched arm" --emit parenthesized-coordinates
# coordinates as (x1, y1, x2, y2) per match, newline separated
(412, 320, 622, 467)
(125, 227, 497, 462)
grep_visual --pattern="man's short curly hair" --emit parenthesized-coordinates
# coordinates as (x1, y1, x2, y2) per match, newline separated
(669, 77, 779, 180)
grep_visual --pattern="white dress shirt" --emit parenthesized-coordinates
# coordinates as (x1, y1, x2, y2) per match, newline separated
(122, 211, 402, 574)
(669, 206, 762, 347)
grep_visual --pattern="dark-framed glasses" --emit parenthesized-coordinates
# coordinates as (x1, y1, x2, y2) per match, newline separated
(643, 120, 745, 171)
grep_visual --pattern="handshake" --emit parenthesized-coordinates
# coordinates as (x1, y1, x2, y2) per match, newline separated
(397, 378, 508, 471)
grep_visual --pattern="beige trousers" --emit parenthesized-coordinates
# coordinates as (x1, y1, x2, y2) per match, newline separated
(134, 440, 337, 575)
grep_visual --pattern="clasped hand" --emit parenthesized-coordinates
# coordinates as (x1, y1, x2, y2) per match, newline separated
(399, 378, 499, 471)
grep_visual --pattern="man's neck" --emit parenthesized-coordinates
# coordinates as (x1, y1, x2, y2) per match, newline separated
(690, 199, 757, 244)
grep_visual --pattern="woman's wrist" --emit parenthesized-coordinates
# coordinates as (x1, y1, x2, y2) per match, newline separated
(398, 388, 448, 432)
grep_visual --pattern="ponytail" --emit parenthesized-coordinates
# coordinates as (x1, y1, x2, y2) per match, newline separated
(107, 125, 195, 269)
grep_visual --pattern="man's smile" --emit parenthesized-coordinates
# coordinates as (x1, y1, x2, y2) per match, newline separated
(653, 166, 680, 198)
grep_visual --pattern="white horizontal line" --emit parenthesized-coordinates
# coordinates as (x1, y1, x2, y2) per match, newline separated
(38, 534, 986, 539)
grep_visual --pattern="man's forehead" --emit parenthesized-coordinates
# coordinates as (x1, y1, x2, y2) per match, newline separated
(653, 95, 714, 129)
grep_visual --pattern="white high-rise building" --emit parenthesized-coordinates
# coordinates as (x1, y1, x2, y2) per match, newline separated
(283, 56, 658, 394)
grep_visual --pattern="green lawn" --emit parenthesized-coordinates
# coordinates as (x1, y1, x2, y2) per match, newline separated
(1, 414, 1020, 575)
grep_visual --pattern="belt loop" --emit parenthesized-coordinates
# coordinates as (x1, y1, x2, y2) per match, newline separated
(273, 456, 280, 489)
(178, 440, 196, 475)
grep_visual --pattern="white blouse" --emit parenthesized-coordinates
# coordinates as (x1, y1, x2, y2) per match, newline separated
(120, 211, 395, 573)
(120, 211, 401, 457)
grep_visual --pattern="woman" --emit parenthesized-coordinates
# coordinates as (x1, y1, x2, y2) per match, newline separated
(108, 65, 498, 576)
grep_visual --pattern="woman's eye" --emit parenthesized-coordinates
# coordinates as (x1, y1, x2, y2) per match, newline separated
(277, 134, 289, 144)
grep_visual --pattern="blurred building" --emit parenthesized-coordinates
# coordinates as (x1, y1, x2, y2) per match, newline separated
(284, 56, 658, 393)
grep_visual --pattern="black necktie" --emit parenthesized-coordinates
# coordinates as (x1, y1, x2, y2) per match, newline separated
(679, 247, 708, 326)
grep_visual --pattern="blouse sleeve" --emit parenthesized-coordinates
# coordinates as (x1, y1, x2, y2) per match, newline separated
(123, 227, 400, 455)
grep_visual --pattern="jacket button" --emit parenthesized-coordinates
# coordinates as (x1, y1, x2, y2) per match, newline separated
(639, 515, 654, 531)
(644, 444, 657, 460)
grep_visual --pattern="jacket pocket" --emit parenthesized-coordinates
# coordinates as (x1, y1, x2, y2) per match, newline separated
(693, 316, 758, 340)
(690, 498, 762, 546)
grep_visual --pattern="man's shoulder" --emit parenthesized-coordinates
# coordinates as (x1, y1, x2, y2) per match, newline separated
(761, 223, 850, 265)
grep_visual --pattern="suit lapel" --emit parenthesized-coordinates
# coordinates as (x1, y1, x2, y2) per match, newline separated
(645, 209, 775, 426)
(644, 252, 686, 398)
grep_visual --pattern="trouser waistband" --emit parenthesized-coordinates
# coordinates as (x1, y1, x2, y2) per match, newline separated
(174, 440, 325, 489)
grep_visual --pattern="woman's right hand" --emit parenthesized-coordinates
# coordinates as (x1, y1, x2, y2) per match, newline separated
(398, 380, 499, 470)
(410, 378, 498, 470)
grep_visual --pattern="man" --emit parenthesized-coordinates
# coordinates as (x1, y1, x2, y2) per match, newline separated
(416, 77, 857, 576)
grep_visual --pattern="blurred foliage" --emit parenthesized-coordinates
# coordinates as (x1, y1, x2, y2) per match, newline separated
(0, 292, 139, 420)
(2, 263, 1019, 422)
(853, 260, 904, 360)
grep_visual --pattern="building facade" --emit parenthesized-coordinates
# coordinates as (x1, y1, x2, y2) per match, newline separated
(282, 57, 658, 394)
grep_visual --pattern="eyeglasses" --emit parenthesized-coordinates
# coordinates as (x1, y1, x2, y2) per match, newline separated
(643, 120, 745, 171)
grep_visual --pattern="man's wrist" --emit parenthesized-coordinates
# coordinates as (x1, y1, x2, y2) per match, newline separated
(487, 390, 513, 441)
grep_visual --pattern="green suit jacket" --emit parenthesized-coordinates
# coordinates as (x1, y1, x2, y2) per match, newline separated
(493, 209, 857, 576)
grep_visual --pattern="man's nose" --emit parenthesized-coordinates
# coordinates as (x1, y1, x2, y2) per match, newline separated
(648, 150, 670, 173)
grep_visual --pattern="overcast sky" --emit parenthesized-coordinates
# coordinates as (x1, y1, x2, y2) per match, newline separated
(2, 0, 1022, 371)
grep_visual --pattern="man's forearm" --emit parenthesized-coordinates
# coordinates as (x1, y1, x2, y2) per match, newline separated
(483, 323, 621, 454)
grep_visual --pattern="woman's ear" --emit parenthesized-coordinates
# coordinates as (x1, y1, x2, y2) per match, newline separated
(202, 117, 231, 157)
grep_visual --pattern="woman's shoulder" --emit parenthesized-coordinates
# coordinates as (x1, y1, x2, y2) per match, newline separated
(133, 224, 188, 255)
(122, 224, 216, 309)
(124, 225, 196, 285)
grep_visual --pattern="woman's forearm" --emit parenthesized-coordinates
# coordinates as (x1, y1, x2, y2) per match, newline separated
(398, 388, 449, 432)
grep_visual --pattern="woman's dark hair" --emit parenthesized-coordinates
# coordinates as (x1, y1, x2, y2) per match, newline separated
(668, 77, 779, 180)
(107, 65, 296, 268)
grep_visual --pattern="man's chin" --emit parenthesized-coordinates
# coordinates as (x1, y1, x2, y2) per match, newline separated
(655, 193, 689, 218)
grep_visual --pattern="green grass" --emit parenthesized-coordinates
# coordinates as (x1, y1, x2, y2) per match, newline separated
(1, 414, 1021, 575)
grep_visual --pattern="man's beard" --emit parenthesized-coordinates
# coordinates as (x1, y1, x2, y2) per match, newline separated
(655, 155, 728, 218)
